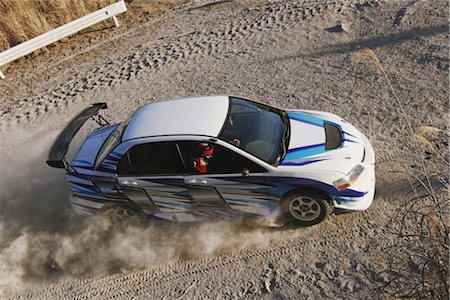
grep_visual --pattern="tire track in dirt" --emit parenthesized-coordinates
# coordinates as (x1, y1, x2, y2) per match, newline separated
(0, 0, 361, 129)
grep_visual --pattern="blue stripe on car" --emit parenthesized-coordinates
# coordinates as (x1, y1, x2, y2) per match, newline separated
(287, 143, 326, 153)
(72, 159, 93, 165)
(223, 176, 366, 199)
(343, 139, 358, 143)
(281, 158, 329, 166)
(73, 194, 107, 203)
(283, 112, 335, 164)
(342, 131, 357, 138)
(287, 112, 324, 127)
(283, 143, 326, 161)
(68, 181, 99, 192)
(71, 186, 102, 197)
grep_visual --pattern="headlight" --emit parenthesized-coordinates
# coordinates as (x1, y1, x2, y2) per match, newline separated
(333, 164, 364, 190)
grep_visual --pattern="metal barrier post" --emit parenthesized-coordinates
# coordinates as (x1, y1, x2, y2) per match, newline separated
(112, 16, 120, 27)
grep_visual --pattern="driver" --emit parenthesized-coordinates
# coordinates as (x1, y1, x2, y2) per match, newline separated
(193, 143, 215, 173)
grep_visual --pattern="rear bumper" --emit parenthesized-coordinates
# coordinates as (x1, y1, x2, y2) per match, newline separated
(332, 133, 375, 212)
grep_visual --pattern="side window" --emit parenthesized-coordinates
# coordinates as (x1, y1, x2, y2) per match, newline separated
(177, 142, 266, 174)
(117, 142, 179, 176)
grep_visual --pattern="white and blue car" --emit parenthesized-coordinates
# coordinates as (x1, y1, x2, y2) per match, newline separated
(47, 96, 375, 226)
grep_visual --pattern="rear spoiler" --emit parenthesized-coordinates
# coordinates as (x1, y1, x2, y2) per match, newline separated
(46, 103, 108, 168)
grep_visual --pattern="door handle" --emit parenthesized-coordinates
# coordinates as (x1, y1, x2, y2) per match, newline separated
(119, 179, 138, 186)
(188, 178, 208, 184)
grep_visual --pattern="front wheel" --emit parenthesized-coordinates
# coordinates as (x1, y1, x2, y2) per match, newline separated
(280, 192, 328, 226)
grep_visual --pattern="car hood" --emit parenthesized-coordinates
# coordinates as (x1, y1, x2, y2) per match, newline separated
(279, 109, 365, 174)
(71, 124, 119, 168)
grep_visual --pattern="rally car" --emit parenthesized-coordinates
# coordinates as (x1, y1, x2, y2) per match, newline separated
(47, 96, 375, 226)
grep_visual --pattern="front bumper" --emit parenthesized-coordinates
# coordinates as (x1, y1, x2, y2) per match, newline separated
(332, 133, 376, 212)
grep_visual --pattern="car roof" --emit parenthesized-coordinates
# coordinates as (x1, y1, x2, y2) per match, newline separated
(122, 96, 230, 141)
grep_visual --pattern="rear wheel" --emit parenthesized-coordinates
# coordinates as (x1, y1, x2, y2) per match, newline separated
(101, 203, 147, 229)
(280, 192, 328, 226)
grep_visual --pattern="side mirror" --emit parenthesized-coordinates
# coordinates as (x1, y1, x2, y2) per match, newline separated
(242, 168, 249, 177)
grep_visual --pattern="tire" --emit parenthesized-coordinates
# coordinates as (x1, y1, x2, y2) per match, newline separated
(279, 192, 328, 226)
(101, 203, 147, 229)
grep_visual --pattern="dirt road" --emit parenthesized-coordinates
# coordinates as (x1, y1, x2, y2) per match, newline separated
(0, 0, 448, 298)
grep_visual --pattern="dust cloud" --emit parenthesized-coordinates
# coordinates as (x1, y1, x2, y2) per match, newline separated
(0, 129, 270, 296)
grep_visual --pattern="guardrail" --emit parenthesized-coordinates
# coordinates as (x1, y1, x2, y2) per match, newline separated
(0, 0, 127, 79)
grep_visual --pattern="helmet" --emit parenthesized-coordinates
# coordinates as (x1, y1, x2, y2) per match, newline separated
(198, 143, 215, 158)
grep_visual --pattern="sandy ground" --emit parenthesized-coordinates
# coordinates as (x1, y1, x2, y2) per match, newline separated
(0, 0, 448, 298)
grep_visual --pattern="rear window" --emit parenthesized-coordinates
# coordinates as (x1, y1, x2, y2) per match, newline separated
(95, 111, 136, 168)
(117, 142, 180, 176)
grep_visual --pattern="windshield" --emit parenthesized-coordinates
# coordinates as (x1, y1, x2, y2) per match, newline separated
(219, 97, 289, 166)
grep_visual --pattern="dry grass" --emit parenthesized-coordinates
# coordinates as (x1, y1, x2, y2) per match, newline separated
(0, 0, 114, 51)
(357, 47, 449, 299)
(0, 0, 190, 52)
